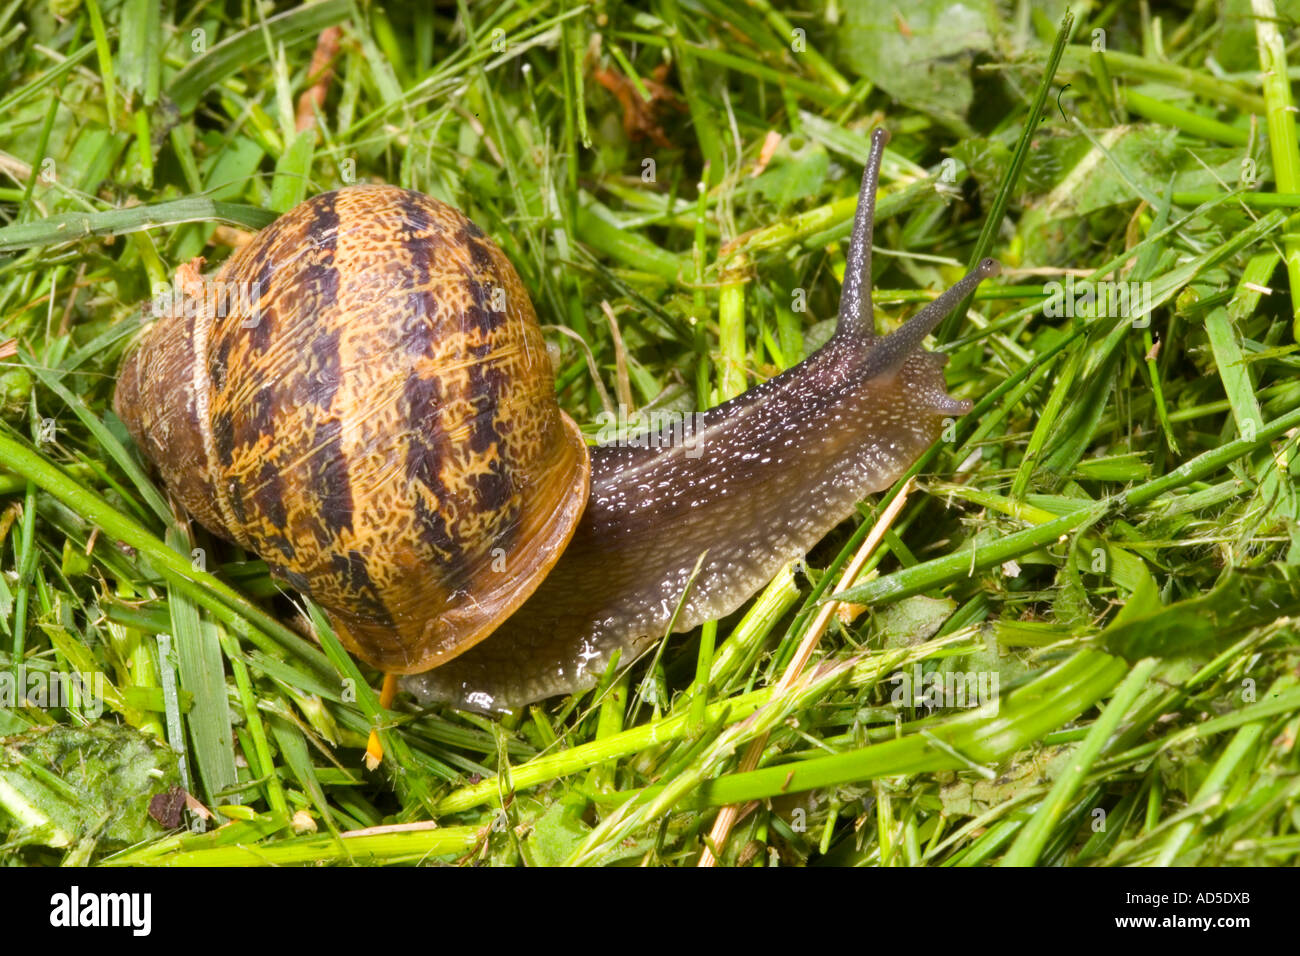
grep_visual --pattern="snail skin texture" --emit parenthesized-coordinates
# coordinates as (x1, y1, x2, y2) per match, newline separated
(115, 128, 1000, 713)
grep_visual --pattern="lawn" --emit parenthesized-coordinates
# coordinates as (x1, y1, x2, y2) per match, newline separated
(0, 0, 1298, 866)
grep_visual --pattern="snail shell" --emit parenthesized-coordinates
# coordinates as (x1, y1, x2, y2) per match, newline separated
(115, 187, 590, 673)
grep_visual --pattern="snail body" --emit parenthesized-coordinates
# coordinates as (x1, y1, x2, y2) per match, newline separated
(115, 129, 999, 712)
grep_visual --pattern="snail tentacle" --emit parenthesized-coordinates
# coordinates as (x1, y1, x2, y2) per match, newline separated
(835, 126, 891, 342)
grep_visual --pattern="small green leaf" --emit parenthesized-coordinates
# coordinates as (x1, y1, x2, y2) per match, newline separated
(1102, 564, 1300, 660)
(0, 724, 181, 849)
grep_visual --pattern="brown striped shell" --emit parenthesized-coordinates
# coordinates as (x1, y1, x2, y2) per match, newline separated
(114, 185, 590, 674)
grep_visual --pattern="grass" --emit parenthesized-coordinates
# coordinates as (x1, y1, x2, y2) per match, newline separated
(0, 0, 1299, 866)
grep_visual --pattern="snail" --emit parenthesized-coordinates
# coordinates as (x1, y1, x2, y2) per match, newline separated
(114, 128, 999, 713)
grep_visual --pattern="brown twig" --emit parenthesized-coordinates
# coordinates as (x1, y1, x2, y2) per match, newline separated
(295, 26, 342, 134)
(698, 479, 915, 866)
(591, 62, 684, 149)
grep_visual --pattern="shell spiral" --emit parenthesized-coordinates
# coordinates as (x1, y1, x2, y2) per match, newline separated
(114, 185, 590, 674)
